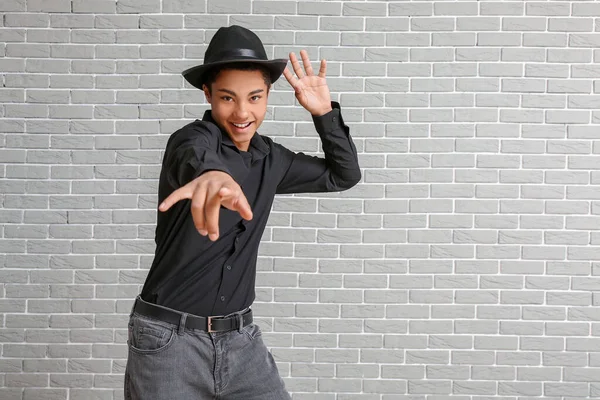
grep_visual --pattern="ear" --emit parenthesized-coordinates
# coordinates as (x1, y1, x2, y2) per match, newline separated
(202, 84, 211, 103)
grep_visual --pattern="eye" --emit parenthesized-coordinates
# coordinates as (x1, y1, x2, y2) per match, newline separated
(221, 96, 233, 102)
(250, 95, 261, 102)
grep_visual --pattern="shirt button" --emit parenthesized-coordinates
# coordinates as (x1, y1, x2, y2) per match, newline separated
(221, 296, 225, 301)
(226, 265, 232, 270)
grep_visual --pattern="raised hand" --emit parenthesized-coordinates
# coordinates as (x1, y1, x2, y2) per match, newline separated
(158, 171, 253, 241)
(282, 49, 333, 117)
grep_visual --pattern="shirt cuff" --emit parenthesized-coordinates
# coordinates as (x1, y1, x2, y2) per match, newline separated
(311, 101, 344, 134)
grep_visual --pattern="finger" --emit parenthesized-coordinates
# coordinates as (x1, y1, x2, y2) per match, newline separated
(318, 59, 327, 78)
(300, 50, 314, 76)
(159, 186, 192, 212)
(190, 182, 208, 235)
(289, 52, 305, 79)
(282, 67, 298, 88)
(204, 182, 222, 241)
(235, 192, 253, 221)
(283, 67, 302, 95)
(220, 187, 253, 221)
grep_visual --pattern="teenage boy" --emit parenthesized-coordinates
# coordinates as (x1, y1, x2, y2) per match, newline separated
(124, 25, 361, 399)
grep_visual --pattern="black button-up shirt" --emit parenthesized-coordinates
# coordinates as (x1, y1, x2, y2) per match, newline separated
(140, 101, 361, 317)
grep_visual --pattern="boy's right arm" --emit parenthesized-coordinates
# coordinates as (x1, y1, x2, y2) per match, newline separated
(159, 125, 253, 242)
(165, 128, 230, 188)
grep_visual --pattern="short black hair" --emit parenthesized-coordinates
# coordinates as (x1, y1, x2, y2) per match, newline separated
(203, 62, 272, 94)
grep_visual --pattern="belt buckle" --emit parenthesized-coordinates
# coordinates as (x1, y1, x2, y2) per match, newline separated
(207, 316, 215, 333)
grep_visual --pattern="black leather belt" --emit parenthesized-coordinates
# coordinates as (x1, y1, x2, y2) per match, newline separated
(133, 297, 253, 333)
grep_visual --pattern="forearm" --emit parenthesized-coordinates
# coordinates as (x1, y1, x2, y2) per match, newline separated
(313, 102, 361, 188)
(163, 132, 232, 190)
(174, 146, 231, 187)
(275, 102, 361, 195)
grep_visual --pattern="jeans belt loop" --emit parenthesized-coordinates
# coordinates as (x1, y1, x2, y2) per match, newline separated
(129, 296, 139, 319)
(237, 313, 243, 333)
(178, 313, 187, 336)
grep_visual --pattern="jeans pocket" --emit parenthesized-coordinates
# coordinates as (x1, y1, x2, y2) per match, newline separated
(242, 323, 262, 342)
(128, 314, 175, 355)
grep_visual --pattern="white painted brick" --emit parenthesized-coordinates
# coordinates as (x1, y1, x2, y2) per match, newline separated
(3, 3, 600, 399)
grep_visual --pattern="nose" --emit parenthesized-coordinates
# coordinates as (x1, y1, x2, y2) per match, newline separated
(234, 102, 249, 120)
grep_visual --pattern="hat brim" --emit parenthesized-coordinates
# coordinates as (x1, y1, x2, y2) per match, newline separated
(182, 58, 289, 90)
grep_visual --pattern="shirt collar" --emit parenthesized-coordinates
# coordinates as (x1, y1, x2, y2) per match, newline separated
(201, 110, 270, 160)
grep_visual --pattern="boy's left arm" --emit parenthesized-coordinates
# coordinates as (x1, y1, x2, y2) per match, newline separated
(275, 101, 361, 194)
(275, 50, 361, 194)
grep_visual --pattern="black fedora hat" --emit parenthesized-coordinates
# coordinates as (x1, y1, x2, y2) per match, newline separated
(182, 25, 288, 90)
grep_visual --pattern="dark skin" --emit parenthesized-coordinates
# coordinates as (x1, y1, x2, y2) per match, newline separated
(159, 50, 332, 241)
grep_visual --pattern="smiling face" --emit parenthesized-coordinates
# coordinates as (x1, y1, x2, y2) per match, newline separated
(202, 66, 271, 152)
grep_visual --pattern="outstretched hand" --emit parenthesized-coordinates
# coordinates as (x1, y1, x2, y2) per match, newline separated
(282, 50, 333, 117)
(158, 171, 253, 241)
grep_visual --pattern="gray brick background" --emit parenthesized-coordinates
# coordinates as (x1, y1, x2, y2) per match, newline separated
(1, 0, 600, 399)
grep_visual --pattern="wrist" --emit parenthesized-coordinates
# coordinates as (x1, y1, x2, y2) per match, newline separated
(311, 106, 333, 117)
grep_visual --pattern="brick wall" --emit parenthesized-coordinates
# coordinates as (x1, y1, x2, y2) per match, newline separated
(1, 0, 600, 399)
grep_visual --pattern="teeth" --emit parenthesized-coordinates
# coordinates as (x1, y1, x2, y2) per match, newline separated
(233, 122, 251, 128)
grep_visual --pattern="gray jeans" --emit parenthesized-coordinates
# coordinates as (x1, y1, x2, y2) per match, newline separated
(124, 299, 291, 400)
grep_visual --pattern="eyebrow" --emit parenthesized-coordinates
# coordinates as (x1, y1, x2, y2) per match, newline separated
(217, 88, 264, 96)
